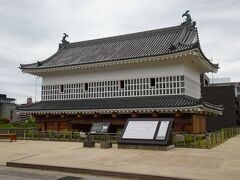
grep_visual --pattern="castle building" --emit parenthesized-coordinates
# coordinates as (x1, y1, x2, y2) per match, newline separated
(19, 13, 222, 133)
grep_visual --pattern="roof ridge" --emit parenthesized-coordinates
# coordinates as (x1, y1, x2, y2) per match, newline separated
(66, 25, 185, 48)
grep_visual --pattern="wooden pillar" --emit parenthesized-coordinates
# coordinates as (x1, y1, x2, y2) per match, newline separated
(69, 123, 73, 131)
(41, 120, 46, 132)
(54, 121, 59, 131)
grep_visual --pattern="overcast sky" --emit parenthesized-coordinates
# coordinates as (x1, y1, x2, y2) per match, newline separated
(0, 0, 240, 104)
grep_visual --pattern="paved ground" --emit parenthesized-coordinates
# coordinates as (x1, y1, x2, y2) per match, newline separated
(1, 135, 240, 180)
(0, 166, 125, 180)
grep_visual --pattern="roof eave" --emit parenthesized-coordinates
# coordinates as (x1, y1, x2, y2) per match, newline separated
(20, 45, 67, 72)
(191, 48, 219, 73)
(195, 47, 219, 72)
(20, 50, 200, 76)
(19, 105, 204, 114)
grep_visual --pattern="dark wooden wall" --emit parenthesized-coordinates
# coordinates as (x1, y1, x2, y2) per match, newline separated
(35, 112, 207, 133)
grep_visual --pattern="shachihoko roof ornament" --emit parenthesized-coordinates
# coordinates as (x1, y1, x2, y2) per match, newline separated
(58, 33, 69, 49)
(181, 10, 196, 27)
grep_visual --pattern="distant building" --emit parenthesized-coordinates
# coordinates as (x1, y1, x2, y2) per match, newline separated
(201, 76, 240, 131)
(0, 94, 16, 120)
(27, 97, 33, 105)
(210, 82, 240, 98)
(12, 97, 33, 123)
(210, 77, 231, 84)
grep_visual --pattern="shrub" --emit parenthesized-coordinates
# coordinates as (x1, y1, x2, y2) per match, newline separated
(63, 129, 70, 139)
(0, 123, 15, 128)
(26, 130, 33, 138)
(196, 138, 206, 148)
(48, 129, 54, 139)
(184, 134, 193, 143)
(19, 117, 37, 128)
(72, 130, 79, 140)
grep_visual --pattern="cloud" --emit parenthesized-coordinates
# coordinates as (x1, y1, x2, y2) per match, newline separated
(0, 0, 240, 103)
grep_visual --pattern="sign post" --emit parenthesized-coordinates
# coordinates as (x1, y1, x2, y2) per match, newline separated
(90, 122, 110, 134)
(90, 122, 112, 149)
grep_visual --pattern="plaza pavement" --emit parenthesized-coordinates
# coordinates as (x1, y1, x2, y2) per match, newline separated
(0, 166, 126, 180)
(1, 135, 240, 180)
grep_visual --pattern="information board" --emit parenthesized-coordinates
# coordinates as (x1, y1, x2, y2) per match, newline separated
(122, 121, 158, 140)
(156, 121, 170, 140)
(90, 122, 110, 134)
(119, 118, 173, 145)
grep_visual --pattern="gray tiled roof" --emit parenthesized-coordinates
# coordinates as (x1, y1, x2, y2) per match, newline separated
(20, 24, 218, 70)
(0, 94, 15, 101)
(19, 95, 222, 111)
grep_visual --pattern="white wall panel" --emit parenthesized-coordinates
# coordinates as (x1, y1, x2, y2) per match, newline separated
(42, 61, 184, 85)
(40, 57, 202, 100)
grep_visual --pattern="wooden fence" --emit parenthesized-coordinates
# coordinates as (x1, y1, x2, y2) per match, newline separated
(172, 127, 240, 148)
(1, 127, 240, 149)
(0, 129, 120, 143)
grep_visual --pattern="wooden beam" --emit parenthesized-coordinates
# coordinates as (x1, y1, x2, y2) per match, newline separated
(112, 111, 117, 118)
(131, 111, 137, 118)
(175, 111, 181, 118)
(77, 113, 81, 118)
(152, 111, 158, 118)
(94, 112, 99, 118)
(32, 113, 37, 119)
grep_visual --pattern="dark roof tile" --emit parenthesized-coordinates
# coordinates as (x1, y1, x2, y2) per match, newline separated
(21, 24, 204, 70)
(20, 95, 203, 111)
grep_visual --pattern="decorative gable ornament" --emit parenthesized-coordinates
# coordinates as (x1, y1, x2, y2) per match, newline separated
(59, 33, 69, 50)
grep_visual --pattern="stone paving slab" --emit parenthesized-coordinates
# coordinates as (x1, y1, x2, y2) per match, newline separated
(0, 165, 124, 180)
(1, 135, 240, 180)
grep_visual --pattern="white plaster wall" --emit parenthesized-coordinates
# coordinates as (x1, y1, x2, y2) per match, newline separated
(183, 59, 201, 98)
(41, 57, 203, 99)
(42, 60, 185, 85)
(183, 59, 201, 83)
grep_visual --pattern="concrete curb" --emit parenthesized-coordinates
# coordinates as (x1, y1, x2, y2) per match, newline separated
(6, 162, 190, 180)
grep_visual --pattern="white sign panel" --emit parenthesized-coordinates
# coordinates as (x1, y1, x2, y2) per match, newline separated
(156, 121, 170, 140)
(122, 121, 158, 139)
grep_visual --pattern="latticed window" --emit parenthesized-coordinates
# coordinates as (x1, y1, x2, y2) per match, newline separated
(41, 75, 200, 100)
